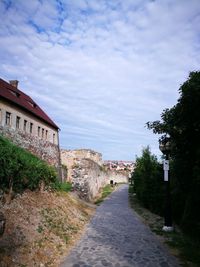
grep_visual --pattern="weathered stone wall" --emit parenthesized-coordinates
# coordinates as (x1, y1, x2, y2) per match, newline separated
(71, 158, 108, 201)
(61, 149, 102, 182)
(70, 161, 129, 201)
(61, 149, 129, 201)
(0, 125, 60, 168)
(61, 149, 102, 165)
(108, 170, 129, 184)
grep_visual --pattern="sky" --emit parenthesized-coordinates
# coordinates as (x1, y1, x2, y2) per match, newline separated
(0, 0, 200, 160)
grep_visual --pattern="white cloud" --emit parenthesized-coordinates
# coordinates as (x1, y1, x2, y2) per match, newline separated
(0, 0, 200, 160)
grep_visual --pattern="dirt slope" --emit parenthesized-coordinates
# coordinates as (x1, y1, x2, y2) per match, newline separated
(0, 190, 94, 267)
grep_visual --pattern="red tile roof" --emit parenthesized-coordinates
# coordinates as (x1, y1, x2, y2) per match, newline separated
(0, 78, 59, 129)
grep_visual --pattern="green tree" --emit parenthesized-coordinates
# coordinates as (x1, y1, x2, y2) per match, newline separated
(133, 146, 163, 215)
(147, 71, 200, 239)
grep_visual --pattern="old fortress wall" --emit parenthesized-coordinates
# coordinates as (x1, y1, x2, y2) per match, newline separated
(61, 149, 105, 201)
(61, 149, 133, 201)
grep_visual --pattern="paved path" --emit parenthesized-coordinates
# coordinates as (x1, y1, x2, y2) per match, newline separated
(60, 185, 180, 267)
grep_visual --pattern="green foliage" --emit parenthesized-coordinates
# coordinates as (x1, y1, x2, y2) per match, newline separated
(99, 165, 106, 172)
(132, 146, 164, 215)
(95, 184, 114, 205)
(0, 135, 58, 193)
(56, 181, 72, 192)
(101, 184, 114, 198)
(147, 71, 200, 240)
(129, 184, 134, 195)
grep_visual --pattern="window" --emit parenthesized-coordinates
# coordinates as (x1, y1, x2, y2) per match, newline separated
(24, 120, 27, 131)
(42, 128, 44, 139)
(45, 130, 48, 140)
(38, 126, 41, 136)
(30, 122, 33, 134)
(6, 112, 11, 126)
(16, 116, 20, 129)
(53, 133, 55, 144)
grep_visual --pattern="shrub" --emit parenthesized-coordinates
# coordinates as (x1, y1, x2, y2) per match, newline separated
(0, 136, 58, 193)
(132, 146, 164, 215)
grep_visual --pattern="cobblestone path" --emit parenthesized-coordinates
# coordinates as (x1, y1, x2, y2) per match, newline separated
(60, 185, 180, 267)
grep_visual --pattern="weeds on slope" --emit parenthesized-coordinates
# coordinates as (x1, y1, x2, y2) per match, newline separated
(94, 184, 115, 205)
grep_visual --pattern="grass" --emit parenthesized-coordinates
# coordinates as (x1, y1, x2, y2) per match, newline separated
(129, 185, 200, 267)
(58, 182, 72, 192)
(40, 207, 78, 244)
(94, 184, 115, 205)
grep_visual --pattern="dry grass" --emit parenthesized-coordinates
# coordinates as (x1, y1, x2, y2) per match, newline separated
(0, 190, 95, 267)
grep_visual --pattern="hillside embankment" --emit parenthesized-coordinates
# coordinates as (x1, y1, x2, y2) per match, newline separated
(0, 138, 129, 266)
(0, 190, 94, 267)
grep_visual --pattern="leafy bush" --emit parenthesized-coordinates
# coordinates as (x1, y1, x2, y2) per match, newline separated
(132, 146, 164, 215)
(0, 136, 58, 193)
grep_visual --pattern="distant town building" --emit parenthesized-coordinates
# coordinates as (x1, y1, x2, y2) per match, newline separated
(103, 160, 135, 173)
(0, 78, 61, 175)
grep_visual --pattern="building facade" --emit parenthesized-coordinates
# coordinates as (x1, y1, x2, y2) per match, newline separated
(0, 78, 61, 175)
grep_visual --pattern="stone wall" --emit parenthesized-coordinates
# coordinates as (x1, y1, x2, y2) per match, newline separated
(0, 125, 60, 168)
(108, 170, 129, 184)
(71, 158, 108, 201)
(61, 149, 102, 182)
(70, 161, 129, 201)
(61, 149, 129, 201)
(61, 149, 102, 165)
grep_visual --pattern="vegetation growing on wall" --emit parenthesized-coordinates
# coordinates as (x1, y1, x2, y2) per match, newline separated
(0, 135, 59, 195)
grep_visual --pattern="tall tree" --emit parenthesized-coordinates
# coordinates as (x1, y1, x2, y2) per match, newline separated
(147, 71, 200, 238)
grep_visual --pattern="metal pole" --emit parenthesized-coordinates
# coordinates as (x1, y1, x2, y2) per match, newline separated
(163, 153, 173, 232)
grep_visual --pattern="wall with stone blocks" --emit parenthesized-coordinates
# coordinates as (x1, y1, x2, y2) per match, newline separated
(61, 149, 129, 201)
(71, 158, 108, 201)
(71, 160, 129, 201)
(108, 171, 129, 184)
(61, 149, 102, 182)
(61, 149, 102, 165)
(0, 126, 60, 168)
